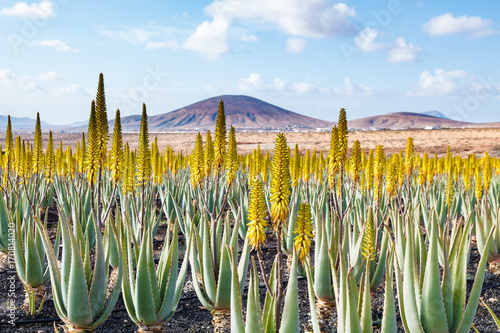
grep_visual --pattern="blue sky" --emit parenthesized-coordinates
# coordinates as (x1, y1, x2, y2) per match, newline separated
(0, 0, 499, 125)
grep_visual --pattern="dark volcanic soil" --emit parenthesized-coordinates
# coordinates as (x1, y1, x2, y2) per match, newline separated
(1, 206, 500, 333)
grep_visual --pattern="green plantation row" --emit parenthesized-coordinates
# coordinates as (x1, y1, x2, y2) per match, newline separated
(1, 74, 500, 332)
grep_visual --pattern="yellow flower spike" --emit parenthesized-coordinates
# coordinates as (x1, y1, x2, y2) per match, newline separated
(5, 115, 13, 173)
(445, 166, 454, 207)
(374, 145, 385, 204)
(44, 131, 55, 182)
(386, 154, 398, 199)
(269, 133, 291, 231)
(204, 130, 214, 177)
(302, 149, 311, 183)
(136, 104, 151, 187)
(350, 140, 361, 185)
(110, 109, 124, 184)
(366, 149, 374, 190)
(483, 152, 492, 194)
(328, 126, 339, 188)
(32, 112, 43, 175)
(95, 73, 109, 164)
(246, 177, 268, 250)
(65, 146, 75, 178)
(190, 132, 205, 188)
(213, 100, 227, 174)
(337, 108, 348, 167)
(361, 208, 376, 261)
(122, 144, 135, 194)
(13, 136, 21, 176)
(404, 137, 414, 178)
(77, 132, 86, 174)
(463, 163, 471, 192)
(262, 151, 270, 183)
(397, 152, 405, 186)
(291, 144, 301, 187)
(475, 168, 482, 202)
(85, 100, 100, 184)
(225, 126, 238, 186)
(293, 203, 313, 263)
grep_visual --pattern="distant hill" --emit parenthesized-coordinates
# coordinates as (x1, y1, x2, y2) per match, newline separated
(0, 115, 51, 131)
(114, 95, 333, 131)
(422, 110, 451, 120)
(347, 112, 472, 130)
(5, 96, 500, 133)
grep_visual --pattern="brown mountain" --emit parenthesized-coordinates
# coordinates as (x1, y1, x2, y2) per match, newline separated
(117, 95, 333, 131)
(347, 112, 473, 130)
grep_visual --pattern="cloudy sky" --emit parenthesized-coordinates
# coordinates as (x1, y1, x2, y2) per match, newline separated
(0, 0, 499, 125)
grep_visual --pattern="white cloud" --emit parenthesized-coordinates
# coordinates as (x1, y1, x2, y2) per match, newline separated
(387, 38, 421, 63)
(145, 41, 179, 50)
(241, 33, 258, 42)
(99, 25, 187, 53)
(55, 83, 89, 96)
(334, 77, 374, 96)
(354, 28, 383, 52)
(273, 78, 286, 92)
(237, 73, 288, 92)
(205, 1, 355, 38)
(353, 29, 421, 62)
(417, 69, 468, 95)
(183, 16, 230, 60)
(185, 0, 355, 59)
(18, 81, 44, 92)
(1, 0, 54, 18)
(30, 39, 79, 52)
(37, 71, 63, 81)
(422, 13, 495, 38)
(237, 73, 269, 91)
(286, 38, 306, 53)
(293, 82, 317, 94)
(100, 27, 158, 45)
(0, 69, 14, 82)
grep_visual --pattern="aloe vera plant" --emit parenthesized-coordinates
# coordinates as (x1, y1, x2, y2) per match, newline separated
(190, 212, 250, 333)
(121, 218, 191, 332)
(394, 213, 495, 333)
(35, 208, 123, 332)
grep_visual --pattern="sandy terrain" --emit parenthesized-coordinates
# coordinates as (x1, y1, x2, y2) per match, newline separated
(4, 128, 500, 157)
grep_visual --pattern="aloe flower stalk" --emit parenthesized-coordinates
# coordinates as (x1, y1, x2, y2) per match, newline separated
(45, 131, 55, 182)
(204, 130, 214, 177)
(294, 203, 313, 263)
(96, 73, 109, 165)
(270, 133, 291, 231)
(32, 113, 43, 175)
(225, 126, 238, 186)
(213, 100, 227, 174)
(328, 126, 339, 188)
(269, 132, 291, 332)
(190, 132, 205, 188)
(85, 101, 100, 185)
(350, 140, 361, 186)
(110, 109, 123, 184)
(246, 177, 268, 251)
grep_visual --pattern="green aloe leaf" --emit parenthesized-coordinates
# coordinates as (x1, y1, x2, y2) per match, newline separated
(280, 250, 299, 332)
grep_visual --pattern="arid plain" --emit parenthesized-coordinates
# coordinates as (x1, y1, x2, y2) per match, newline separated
(6, 127, 500, 157)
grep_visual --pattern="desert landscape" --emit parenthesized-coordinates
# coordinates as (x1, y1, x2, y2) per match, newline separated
(6, 127, 500, 157)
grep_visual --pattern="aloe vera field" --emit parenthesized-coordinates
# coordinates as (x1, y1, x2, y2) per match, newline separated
(2, 74, 500, 333)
